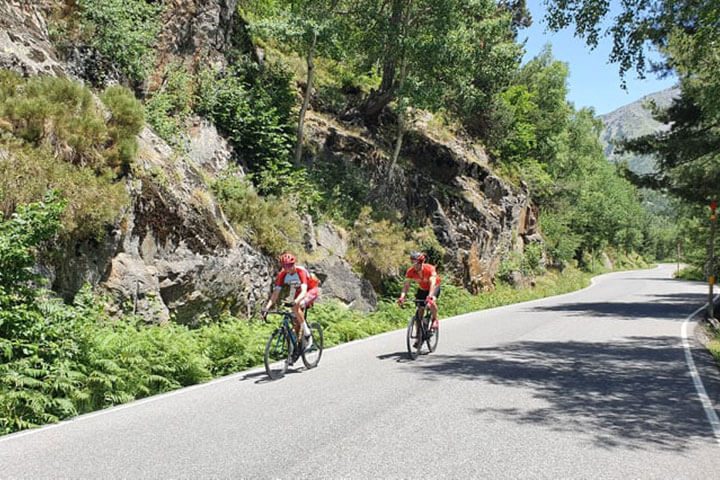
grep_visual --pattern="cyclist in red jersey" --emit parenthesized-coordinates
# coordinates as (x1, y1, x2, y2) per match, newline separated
(397, 251, 441, 330)
(261, 252, 320, 352)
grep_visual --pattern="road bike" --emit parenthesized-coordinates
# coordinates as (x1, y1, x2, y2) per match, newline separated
(405, 298, 439, 359)
(263, 302, 324, 380)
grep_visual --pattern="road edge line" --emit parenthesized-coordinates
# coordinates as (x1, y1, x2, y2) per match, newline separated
(681, 301, 720, 446)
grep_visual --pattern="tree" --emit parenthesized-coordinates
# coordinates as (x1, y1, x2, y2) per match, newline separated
(344, 0, 521, 173)
(542, 0, 715, 82)
(543, 0, 718, 250)
(352, 0, 521, 123)
(247, 0, 348, 165)
(492, 47, 571, 200)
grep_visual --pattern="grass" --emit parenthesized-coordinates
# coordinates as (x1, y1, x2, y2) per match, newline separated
(709, 337, 720, 365)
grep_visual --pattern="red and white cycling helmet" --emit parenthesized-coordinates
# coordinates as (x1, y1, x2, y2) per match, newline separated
(409, 251, 426, 263)
(279, 252, 296, 266)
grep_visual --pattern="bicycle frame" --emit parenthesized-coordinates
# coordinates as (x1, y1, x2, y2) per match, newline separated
(405, 298, 438, 359)
(268, 311, 299, 350)
(413, 300, 432, 339)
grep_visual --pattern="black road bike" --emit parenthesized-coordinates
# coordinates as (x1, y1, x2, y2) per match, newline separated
(405, 298, 439, 359)
(264, 302, 324, 380)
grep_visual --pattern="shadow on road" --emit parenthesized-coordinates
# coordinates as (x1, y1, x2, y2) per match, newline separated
(416, 336, 714, 451)
(240, 368, 302, 384)
(377, 351, 413, 363)
(527, 293, 706, 320)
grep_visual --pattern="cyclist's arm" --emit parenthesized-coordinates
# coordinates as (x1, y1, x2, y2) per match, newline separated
(294, 283, 308, 305)
(398, 280, 411, 302)
(428, 273, 438, 297)
(263, 287, 281, 311)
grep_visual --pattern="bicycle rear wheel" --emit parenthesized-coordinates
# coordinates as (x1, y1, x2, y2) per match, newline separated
(406, 315, 421, 359)
(302, 322, 324, 369)
(264, 328, 293, 380)
(425, 313, 438, 353)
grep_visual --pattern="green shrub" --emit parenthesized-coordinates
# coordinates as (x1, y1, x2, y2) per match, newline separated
(497, 243, 546, 284)
(76, 0, 164, 83)
(212, 171, 304, 256)
(708, 337, 720, 365)
(523, 243, 545, 275)
(145, 63, 194, 144)
(196, 60, 295, 171)
(0, 73, 137, 238)
(347, 207, 414, 287)
(100, 86, 144, 173)
(254, 157, 323, 212)
(497, 251, 522, 283)
(676, 265, 704, 281)
(310, 159, 371, 224)
(0, 142, 128, 239)
(539, 211, 580, 267)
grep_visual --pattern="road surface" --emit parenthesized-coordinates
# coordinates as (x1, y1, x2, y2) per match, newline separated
(2, 265, 719, 479)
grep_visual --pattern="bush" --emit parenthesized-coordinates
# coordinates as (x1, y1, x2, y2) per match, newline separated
(254, 157, 322, 213)
(145, 63, 194, 145)
(76, 0, 164, 83)
(310, 159, 371, 224)
(539, 211, 580, 267)
(99, 86, 144, 174)
(497, 243, 545, 284)
(676, 265, 704, 281)
(0, 73, 137, 238)
(347, 207, 414, 288)
(211, 171, 304, 256)
(196, 60, 295, 171)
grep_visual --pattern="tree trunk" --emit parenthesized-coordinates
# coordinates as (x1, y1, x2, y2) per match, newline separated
(388, 61, 409, 177)
(389, 113, 405, 177)
(294, 30, 318, 166)
(361, 0, 406, 125)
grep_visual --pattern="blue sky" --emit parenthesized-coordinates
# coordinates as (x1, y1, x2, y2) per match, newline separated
(520, 0, 678, 115)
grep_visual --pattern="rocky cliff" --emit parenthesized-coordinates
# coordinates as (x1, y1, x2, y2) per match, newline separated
(0, 0, 538, 323)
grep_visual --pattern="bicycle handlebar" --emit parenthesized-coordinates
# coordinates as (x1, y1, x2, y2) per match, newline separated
(399, 299, 430, 308)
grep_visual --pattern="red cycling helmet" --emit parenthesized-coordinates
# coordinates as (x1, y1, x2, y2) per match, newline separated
(409, 251, 426, 263)
(279, 252, 296, 266)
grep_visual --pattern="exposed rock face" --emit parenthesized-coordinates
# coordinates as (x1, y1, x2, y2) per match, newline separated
(305, 112, 539, 292)
(155, 0, 244, 59)
(149, 0, 255, 91)
(0, 1, 68, 77)
(184, 116, 236, 177)
(304, 222, 377, 312)
(4, 1, 539, 322)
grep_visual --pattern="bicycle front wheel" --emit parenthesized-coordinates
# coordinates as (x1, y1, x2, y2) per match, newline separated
(264, 328, 293, 380)
(406, 315, 421, 360)
(302, 322, 324, 369)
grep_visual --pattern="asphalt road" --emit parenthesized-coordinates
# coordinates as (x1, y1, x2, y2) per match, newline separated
(2, 265, 720, 479)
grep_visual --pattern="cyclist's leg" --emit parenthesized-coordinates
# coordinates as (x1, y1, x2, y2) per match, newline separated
(297, 288, 319, 349)
(290, 303, 304, 341)
(429, 286, 441, 327)
(414, 288, 430, 347)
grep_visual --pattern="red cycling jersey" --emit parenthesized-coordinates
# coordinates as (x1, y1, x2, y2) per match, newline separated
(274, 266, 320, 293)
(405, 263, 441, 291)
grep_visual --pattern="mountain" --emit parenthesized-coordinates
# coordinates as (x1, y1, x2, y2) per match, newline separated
(598, 87, 679, 174)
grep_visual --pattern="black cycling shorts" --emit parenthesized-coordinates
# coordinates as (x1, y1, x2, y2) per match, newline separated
(415, 286, 441, 302)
